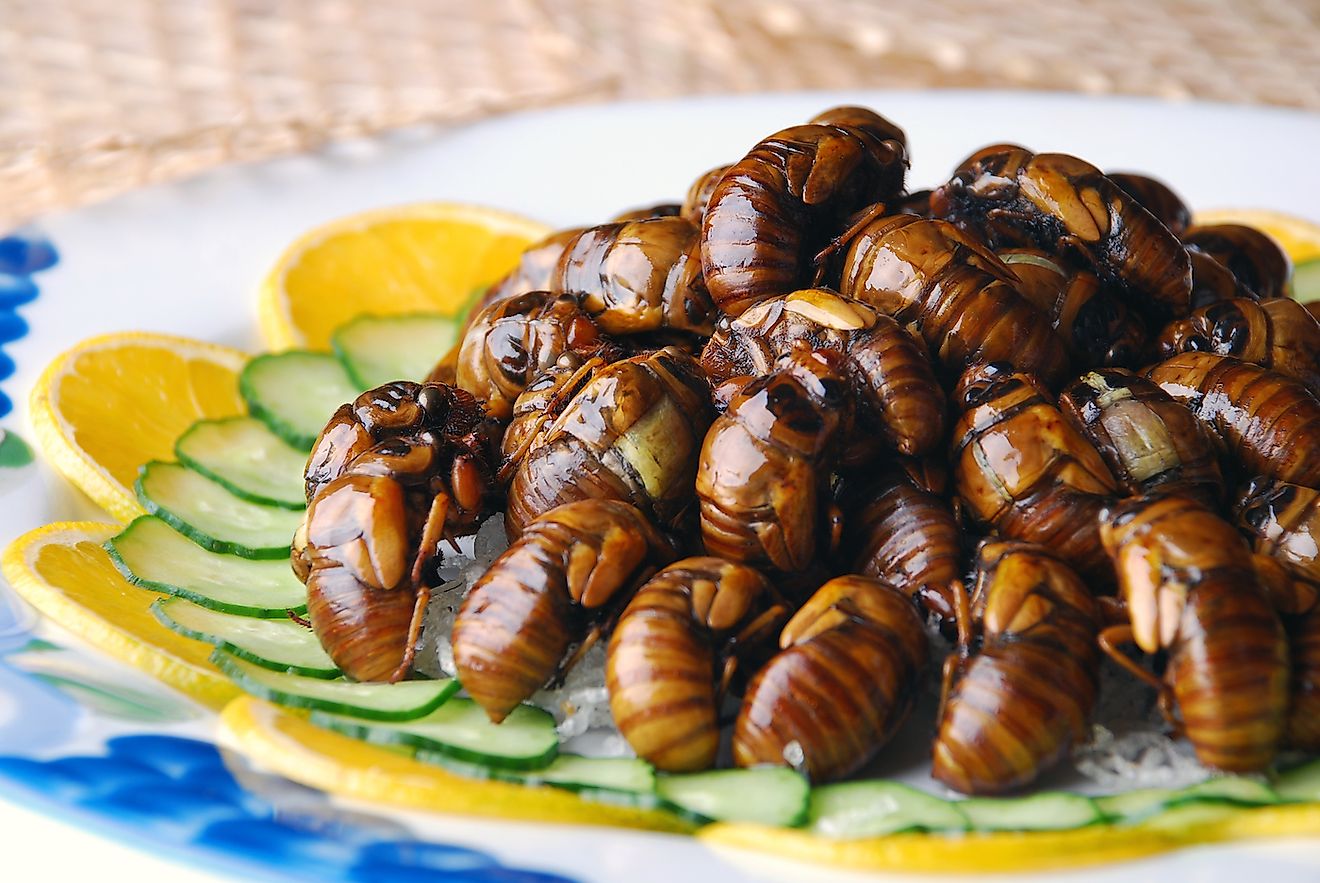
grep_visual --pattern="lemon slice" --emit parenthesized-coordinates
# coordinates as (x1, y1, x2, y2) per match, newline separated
(699, 802, 1320, 874)
(1193, 208, 1320, 264)
(219, 696, 694, 834)
(29, 332, 249, 523)
(0, 522, 239, 709)
(258, 203, 551, 351)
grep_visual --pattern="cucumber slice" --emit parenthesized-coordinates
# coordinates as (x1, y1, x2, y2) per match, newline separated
(151, 598, 338, 678)
(107, 516, 307, 617)
(1095, 787, 1176, 824)
(176, 417, 308, 510)
(417, 752, 656, 795)
(311, 699, 559, 770)
(332, 313, 458, 389)
(808, 781, 970, 837)
(212, 651, 456, 721)
(1293, 258, 1320, 303)
(655, 768, 810, 827)
(135, 461, 301, 559)
(1276, 758, 1320, 802)
(1169, 776, 1278, 807)
(957, 792, 1103, 831)
(1140, 801, 1239, 832)
(240, 352, 362, 450)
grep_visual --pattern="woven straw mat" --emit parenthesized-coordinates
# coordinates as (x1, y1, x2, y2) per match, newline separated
(2, 0, 1318, 229)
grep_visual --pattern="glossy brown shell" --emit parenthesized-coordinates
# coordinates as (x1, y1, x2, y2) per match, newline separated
(701, 121, 905, 316)
(606, 557, 775, 772)
(1100, 494, 1288, 772)
(300, 382, 496, 682)
(732, 575, 927, 782)
(700, 290, 945, 457)
(1157, 297, 1320, 394)
(932, 541, 1098, 795)
(1284, 606, 1320, 751)
(951, 366, 1118, 578)
(1146, 352, 1320, 487)
(1059, 368, 1223, 506)
(696, 350, 851, 573)
(1235, 477, 1320, 585)
(306, 552, 421, 683)
(932, 149, 1192, 320)
(505, 347, 714, 535)
(1107, 171, 1191, 238)
(464, 228, 585, 332)
(997, 248, 1147, 368)
(681, 164, 732, 226)
(838, 214, 1071, 388)
(1187, 248, 1257, 309)
(609, 203, 682, 223)
(452, 500, 672, 722)
(554, 217, 715, 336)
(456, 290, 603, 421)
(1183, 223, 1292, 301)
(839, 470, 962, 625)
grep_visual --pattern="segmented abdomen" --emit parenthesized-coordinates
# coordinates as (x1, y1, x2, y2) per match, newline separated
(840, 215, 1070, 387)
(1168, 573, 1289, 772)
(842, 474, 961, 622)
(733, 578, 926, 782)
(933, 642, 1096, 794)
(306, 563, 419, 683)
(1147, 352, 1320, 487)
(452, 535, 577, 723)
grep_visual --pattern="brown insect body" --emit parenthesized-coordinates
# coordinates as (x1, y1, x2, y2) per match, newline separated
(951, 363, 1118, 578)
(609, 203, 682, 223)
(681, 165, 733, 226)
(1157, 297, 1320, 394)
(838, 214, 1071, 388)
(732, 575, 928, 782)
(1059, 368, 1223, 506)
(453, 500, 674, 722)
(997, 248, 1148, 367)
(932, 541, 1098, 795)
(1107, 171, 1191, 238)
(456, 290, 606, 421)
(606, 557, 784, 771)
(696, 348, 852, 573)
(1099, 494, 1288, 772)
(1146, 352, 1320, 487)
(464, 229, 585, 332)
(838, 469, 962, 625)
(300, 382, 495, 682)
(554, 217, 715, 337)
(1187, 248, 1257, 309)
(1183, 224, 1292, 301)
(701, 113, 906, 316)
(1236, 477, 1320, 585)
(506, 347, 714, 536)
(932, 148, 1192, 320)
(700, 289, 946, 457)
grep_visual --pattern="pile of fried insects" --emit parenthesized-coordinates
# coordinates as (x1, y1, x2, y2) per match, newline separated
(291, 105, 1319, 797)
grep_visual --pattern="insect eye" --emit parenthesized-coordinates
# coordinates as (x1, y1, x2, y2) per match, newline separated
(1185, 334, 1210, 352)
(417, 385, 449, 422)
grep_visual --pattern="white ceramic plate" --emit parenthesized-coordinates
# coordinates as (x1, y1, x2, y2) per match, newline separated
(2, 91, 1320, 883)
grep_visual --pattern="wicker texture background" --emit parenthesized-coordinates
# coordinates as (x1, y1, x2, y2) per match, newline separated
(2, 0, 1318, 228)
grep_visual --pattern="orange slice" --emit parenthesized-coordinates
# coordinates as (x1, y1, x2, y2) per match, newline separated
(29, 332, 249, 523)
(258, 202, 550, 351)
(1, 522, 239, 709)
